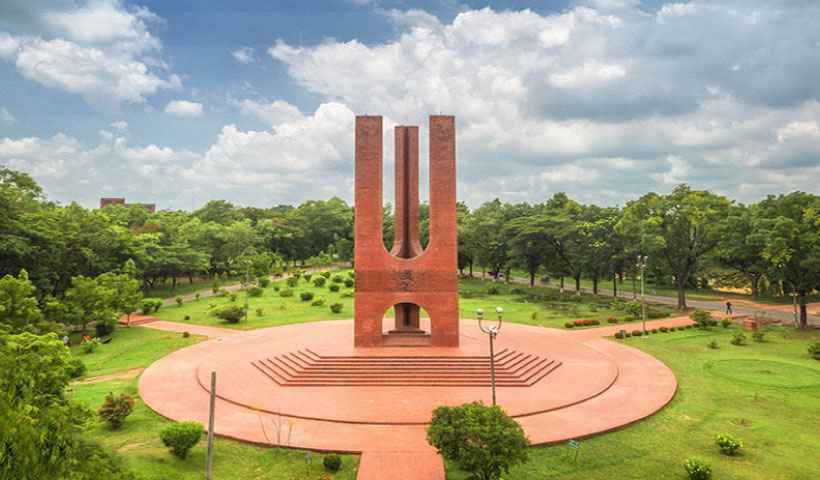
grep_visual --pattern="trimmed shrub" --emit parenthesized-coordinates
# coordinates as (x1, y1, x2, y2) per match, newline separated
(659, 326, 669, 333)
(341, 291, 354, 298)
(258, 276, 271, 288)
(311, 298, 325, 307)
(228, 293, 237, 302)
(332, 274, 345, 283)
(683, 458, 712, 480)
(286, 277, 298, 288)
(303, 273, 313, 283)
(689, 309, 712, 328)
(651, 328, 659, 334)
(427, 402, 529, 480)
(564, 322, 575, 329)
(66, 358, 87, 379)
(809, 342, 820, 360)
(184, 315, 190, 321)
(255, 307, 264, 317)
(82, 338, 99, 354)
(347, 271, 355, 279)
(323, 454, 342, 472)
(279, 288, 294, 297)
(141, 298, 163, 314)
(607, 317, 618, 324)
(614, 331, 625, 339)
(721, 318, 731, 328)
(330, 303, 343, 314)
(329, 284, 340, 292)
(182, 331, 190, 338)
(707, 340, 719, 349)
(320, 271, 332, 279)
(273, 285, 280, 291)
(752, 331, 765, 343)
(344, 278, 354, 288)
(730, 332, 747, 346)
(160, 422, 203, 459)
(313, 276, 327, 287)
(195, 293, 201, 301)
(624, 332, 632, 338)
(210, 305, 245, 323)
(631, 329, 643, 337)
(246, 286, 264, 297)
(98, 392, 135, 429)
(300, 291, 314, 302)
(715, 434, 742, 456)
(487, 285, 500, 295)
(175, 296, 184, 307)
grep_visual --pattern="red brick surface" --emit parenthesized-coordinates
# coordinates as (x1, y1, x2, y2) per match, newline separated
(354, 116, 459, 347)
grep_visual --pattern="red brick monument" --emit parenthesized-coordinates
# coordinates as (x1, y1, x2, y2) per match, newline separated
(354, 115, 459, 347)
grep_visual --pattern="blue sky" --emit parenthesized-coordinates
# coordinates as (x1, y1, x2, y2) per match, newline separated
(1, 0, 818, 210)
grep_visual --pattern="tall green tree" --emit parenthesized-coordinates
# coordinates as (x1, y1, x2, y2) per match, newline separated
(64, 276, 115, 332)
(618, 185, 732, 309)
(755, 192, 820, 327)
(713, 204, 768, 299)
(0, 270, 43, 332)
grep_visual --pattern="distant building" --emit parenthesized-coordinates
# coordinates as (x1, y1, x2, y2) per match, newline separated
(100, 197, 156, 213)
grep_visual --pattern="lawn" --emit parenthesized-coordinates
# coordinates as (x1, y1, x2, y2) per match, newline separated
(444, 325, 820, 480)
(153, 273, 677, 330)
(68, 326, 359, 480)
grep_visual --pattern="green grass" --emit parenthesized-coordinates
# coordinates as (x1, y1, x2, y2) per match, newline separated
(143, 275, 240, 299)
(70, 326, 200, 378)
(156, 275, 677, 331)
(154, 271, 356, 329)
(70, 378, 358, 480)
(444, 326, 820, 480)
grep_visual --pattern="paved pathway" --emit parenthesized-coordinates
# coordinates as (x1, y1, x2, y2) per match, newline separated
(138, 317, 687, 480)
(506, 275, 820, 326)
(138, 320, 238, 338)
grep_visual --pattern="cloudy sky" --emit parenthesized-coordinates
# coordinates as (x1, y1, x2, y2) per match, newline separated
(1, 0, 819, 210)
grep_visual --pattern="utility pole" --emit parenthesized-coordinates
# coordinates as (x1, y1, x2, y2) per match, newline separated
(637, 255, 649, 336)
(206, 371, 216, 480)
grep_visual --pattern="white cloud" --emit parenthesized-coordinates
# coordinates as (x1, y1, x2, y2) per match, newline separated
(0, 107, 15, 126)
(231, 47, 256, 64)
(110, 120, 128, 131)
(238, 99, 304, 126)
(0, 1, 179, 104)
(165, 100, 204, 118)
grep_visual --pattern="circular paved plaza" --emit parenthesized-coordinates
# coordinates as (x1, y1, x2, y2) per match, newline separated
(140, 319, 677, 453)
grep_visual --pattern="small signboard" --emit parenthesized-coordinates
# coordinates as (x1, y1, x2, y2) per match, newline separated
(567, 439, 581, 463)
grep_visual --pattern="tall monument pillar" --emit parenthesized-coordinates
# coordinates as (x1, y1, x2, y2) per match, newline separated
(354, 115, 459, 348)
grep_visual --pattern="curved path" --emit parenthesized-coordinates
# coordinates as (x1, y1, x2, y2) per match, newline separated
(139, 317, 688, 479)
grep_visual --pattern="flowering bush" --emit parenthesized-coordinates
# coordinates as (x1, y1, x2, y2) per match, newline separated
(715, 434, 742, 455)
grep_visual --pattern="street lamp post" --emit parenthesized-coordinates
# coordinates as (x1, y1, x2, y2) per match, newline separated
(477, 307, 504, 406)
(790, 291, 799, 327)
(637, 255, 649, 336)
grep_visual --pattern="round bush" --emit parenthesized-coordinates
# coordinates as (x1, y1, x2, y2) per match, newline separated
(332, 274, 345, 283)
(176, 296, 184, 307)
(720, 318, 732, 328)
(607, 317, 618, 324)
(160, 422, 203, 459)
(730, 332, 747, 346)
(564, 322, 575, 329)
(313, 276, 327, 287)
(256, 307, 264, 317)
(329, 284, 340, 292)
(320, 271, 331, 279)
(659, 326, 669, 333)
(323, 454, 342, 472)
(184, 315, 190, 321)
(300, 291, 314, 302)
(95, 320, 115, 338)
(809, 342, 820, 360)
(631, 329, 643, 337)
(330, 303, 343, 314)
(311, 299, 325, 307)
(182, 331, 190, 338)
(683, 457, 712, 480)
(246, 286, 264, 297)
(210, 305, 245, 323)
(279, 288, 294, 297)
(715, 434, 742, 456)
(98, 392, 135, 430)
(258, 276, 271, 288)
(344, 278, 354, 288)
(286, 277, 298, 288)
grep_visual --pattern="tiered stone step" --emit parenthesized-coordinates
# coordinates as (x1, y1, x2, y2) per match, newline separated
(251, 348, 561, 387)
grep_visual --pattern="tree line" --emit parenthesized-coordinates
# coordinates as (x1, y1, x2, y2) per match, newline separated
(2, 167, 819, 331)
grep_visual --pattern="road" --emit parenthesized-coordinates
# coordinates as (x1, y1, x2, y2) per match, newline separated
(506, 276, 820, 327)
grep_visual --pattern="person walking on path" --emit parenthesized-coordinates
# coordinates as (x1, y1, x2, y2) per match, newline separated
(725, 301, 733, 315)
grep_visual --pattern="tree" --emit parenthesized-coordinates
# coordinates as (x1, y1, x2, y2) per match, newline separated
(0, 332, 135, 480)
(755, 192, 820, 327)
(469, 199, 511, 280)
(0, 270, 43, 332)
(618, 185, 731, 309)
(427, 402, 529, 480)
(505, 216, 553, 287)
(713, 204, 768, 298)
(64, 276, 116, 333)
(97, 266, 143, 326)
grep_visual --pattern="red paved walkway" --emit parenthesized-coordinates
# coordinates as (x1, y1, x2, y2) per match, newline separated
(139, 318, 682, 479)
